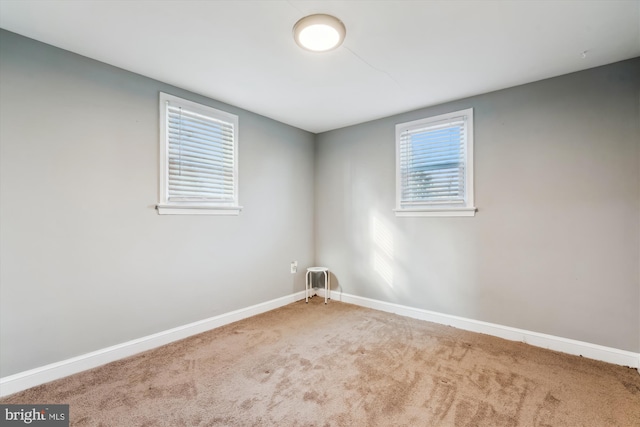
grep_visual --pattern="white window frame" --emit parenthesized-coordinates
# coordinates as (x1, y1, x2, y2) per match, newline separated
(156, 92, 241, 215)
(394, 108, 476, 217)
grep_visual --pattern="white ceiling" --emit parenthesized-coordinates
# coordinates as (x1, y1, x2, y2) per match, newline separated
(1, 1, 638, 133)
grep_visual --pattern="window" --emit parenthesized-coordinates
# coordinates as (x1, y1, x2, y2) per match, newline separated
(157, 93, 241, 215)
(395, 108, 475, 217)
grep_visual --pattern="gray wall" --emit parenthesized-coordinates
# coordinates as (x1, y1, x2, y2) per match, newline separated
(315, 58, 640, 352)
(1, 28, 639, 379)
(0, 30, 315, 376)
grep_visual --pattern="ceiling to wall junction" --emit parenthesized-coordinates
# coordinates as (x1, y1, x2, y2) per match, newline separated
(0, 0, 638, 133)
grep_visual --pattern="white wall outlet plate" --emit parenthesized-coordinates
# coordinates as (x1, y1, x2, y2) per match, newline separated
(290, 261, 297, 274)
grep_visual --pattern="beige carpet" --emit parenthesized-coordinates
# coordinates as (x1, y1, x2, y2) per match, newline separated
(2, 298, 640, 426)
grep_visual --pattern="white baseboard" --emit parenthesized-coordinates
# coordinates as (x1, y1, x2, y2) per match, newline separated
(320, 289, 640, 370)
(3, 288, 638, 397)
(0, 291, 307, 397)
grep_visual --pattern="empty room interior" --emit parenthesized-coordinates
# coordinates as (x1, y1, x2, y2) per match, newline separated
(1, 1, 640, 426)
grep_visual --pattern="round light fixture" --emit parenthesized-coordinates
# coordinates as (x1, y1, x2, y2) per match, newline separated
(293, 14, 346, 52)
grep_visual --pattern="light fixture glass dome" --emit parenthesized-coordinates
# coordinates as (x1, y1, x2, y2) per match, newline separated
(293, 14, 346, 52)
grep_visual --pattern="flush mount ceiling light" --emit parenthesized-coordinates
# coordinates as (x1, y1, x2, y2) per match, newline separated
(293, 14, 346, 52)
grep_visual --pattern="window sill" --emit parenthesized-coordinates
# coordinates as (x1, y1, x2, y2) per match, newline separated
(156, 205, 242, 215)
(394, 207, 477, 217)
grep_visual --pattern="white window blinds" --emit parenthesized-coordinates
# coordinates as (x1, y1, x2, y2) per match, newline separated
(396, 109, 474, 216)
(158, 93, 240, 215)
(167, 105, 235, 202)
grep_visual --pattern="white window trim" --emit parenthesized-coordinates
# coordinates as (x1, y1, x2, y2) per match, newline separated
(394, 108, 476, 218)
(156, 93, 242, 215)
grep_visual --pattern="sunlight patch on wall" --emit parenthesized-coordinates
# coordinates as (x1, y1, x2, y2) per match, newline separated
(370, 214, 394, 288)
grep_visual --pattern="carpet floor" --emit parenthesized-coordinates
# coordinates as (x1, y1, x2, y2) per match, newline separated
(2, 298, 640, 426)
